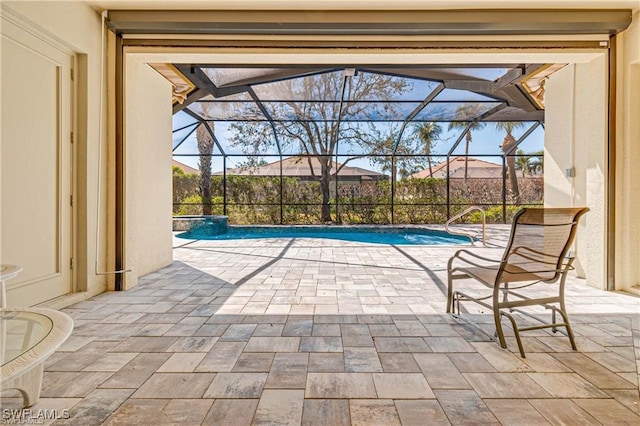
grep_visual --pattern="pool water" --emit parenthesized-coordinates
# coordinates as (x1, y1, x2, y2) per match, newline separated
(176, 225, 470, 245)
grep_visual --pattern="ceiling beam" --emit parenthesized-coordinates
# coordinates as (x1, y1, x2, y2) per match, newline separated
(107, 9, 631, 36)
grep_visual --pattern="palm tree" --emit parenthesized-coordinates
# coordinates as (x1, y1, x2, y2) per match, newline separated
(415, 122, 443, 177)
(448, 120, 486, 180)
(494, 122, 526, 204)
(515, 149, 531, 178)
(196, 121, 215, 215)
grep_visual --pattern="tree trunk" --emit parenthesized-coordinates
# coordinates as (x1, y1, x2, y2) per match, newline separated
(196, 123, 214, 215)
(463, 132, 472, 181)
(502, 134, 520, 204)
(319, 158, 332, 222)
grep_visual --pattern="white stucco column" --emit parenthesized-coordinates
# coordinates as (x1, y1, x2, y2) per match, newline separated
(545, 56, 608, 289)
(615, 11, 640, 294)
(123, 55, 173, 289)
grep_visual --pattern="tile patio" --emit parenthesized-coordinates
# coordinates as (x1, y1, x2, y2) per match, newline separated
(2, 227, 639, 425)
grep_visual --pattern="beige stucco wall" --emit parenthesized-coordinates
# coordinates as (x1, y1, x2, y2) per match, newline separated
(544, 56, 608, 288)
(616, 11, 640, 293)
(122, 55, 173, 289)
(2, 1, 110, 306)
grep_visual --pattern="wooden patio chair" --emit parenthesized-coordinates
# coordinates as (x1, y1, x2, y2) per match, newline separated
(446, 207, 589, 357)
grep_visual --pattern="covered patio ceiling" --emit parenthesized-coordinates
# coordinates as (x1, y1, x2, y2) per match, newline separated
(166, 63, 553, 124)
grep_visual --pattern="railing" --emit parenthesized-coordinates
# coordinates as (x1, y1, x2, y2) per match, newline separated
(445, 206, 486, 246)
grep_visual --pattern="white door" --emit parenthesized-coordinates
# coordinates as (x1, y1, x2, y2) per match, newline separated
(1, 16, 73, 307)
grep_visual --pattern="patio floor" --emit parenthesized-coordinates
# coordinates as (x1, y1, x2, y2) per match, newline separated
(2, 227, 640, 425)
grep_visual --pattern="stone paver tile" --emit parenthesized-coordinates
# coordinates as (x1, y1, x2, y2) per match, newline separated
(41, 372, 113, 398)
(344, 347, 383, 372)
(132, 373, 215, 398)
(349, 399, 401, 426)
(46, 342, 120, 372)
(244, 336, 300, 352)
(551, 352, 638, 389)
(193, 324, 229, 336)
(395, 320, 430, 336)
(529, 399, 599, 425)
(520, 352, 573, 372)
(447, 353, 497, 373)
(312, 324, 341, 336)
(369, 324, 401, 336)
(166, 336, 218, 352)
(113, 336, 178, 352)
(527, 372, 610, 398)
(252, 389, 304, 426)
(423, 323, 460, 337)
(484, 399, 551, 425)
(308, 353, 345, 372)
(135, 323, 174, 336)
(219, 323, 258, 341)
(425, 336, 477, 352)
(572, 399, 640, 425)
(305, 373, 377, 398)
(463, 372, 552, 398)
(81, 353, 138, 372)
(379, 353, 421, 372)
(302, 399, 350, 426)
(157, 353, 206, 372)
(203, 399, 259, 426)
(605, 389, 640, 413)
(160, 399, 213, 424)
(584, 352, 637, 373)
(300, 336, 343, 352)
(196, 341, 246, 372)
(99, 353, 171, 389)
(265, 353, 309, 389)
(434, 390, 500, 425)
(470, 342, 532, 372)
(203, 372, 267, 398)
(374, 337, 431, 353)
(373, 373, 435, 398)
(253, 323, 285, 336)
(57, 335, 96, 352)
(394, 400, 451, 426)
(283, 319, 314, 336)
(414, 353, 471, 390)
(57, 389, 133, 426)
(233, 353, 275, 372)
(341, 326, 374, 347)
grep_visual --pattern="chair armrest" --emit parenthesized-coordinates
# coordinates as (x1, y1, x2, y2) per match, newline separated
(448, 249, 502, 270)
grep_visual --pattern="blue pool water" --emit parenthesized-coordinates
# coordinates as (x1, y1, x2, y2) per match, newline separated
(176, 225, 470, 245)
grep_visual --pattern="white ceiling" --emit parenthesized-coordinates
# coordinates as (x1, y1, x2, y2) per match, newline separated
(88, 0, 640, 12)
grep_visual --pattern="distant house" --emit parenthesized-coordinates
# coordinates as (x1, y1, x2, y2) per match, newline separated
(410, 157, 504, 179)
(216, 156, 386, 184)
(172, 159, 200, 175)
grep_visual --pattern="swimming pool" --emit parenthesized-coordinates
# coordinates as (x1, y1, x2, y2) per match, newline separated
(176, 225, 471, 245)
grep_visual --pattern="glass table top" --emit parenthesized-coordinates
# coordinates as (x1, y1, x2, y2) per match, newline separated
(1, 310, 53, 366)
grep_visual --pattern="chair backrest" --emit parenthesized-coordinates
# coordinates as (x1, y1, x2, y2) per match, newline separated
(500, 207, 589, 282)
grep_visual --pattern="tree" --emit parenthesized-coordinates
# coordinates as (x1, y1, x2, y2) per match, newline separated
(196, 121, 215, 215)
(448, 118, 486, 181)
(414, 122, 443, 177)
(229, 71, 410, 222)
(515, 149, 531, 177)
(494, 122, 526, 204)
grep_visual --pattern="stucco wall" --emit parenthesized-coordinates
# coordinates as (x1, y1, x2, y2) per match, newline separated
(2, 1, 109, 305)
(123, 55, 173, 289)
(616, 11, 640, 293)
(545, 56, 608, 288)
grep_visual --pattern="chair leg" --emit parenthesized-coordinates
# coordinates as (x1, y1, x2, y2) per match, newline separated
(446, 273, 453, 313)
(492, 292, 508, 349)
(557, 304, 578, 351)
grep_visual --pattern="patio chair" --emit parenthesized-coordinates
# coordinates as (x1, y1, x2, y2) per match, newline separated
(446, 207, 589, 358)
